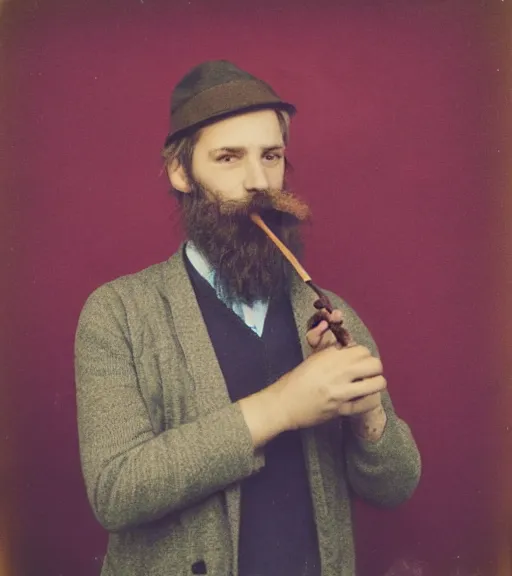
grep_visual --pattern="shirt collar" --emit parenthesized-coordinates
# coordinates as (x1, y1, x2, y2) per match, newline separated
(185, 241, 216, 288)
(184, 240, 268, 308)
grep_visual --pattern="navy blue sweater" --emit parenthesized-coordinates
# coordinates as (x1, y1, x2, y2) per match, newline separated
(185, 252, 321, 576)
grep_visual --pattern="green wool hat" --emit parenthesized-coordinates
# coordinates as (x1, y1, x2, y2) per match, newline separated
(164, 60, 296, 146)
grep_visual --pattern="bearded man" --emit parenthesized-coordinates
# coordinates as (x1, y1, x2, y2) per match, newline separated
(75, 60, 421, 576)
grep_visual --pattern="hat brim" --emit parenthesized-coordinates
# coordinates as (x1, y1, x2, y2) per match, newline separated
(163, 101, 297, 148)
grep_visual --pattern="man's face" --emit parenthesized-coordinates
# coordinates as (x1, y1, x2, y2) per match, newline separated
(171, 109, 311, 305)
(191, 109, 286, 204)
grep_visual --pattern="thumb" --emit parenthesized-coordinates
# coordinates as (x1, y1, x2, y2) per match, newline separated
(306, 320, 329, 348)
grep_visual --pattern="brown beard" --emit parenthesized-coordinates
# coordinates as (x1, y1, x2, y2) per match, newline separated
(178, 180, 312, 306)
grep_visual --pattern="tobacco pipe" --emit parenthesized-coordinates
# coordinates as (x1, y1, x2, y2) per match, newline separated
(249, 213, 352, 348)
(250, 213, 369, 402)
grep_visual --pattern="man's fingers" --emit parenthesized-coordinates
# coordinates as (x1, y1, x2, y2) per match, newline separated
(346, 354, 383, 381)
(307, 309, 347, 350)
(306, 320, 328, 348)
(339, 392, 383, 416)
(345, 375, 387, 400)
(328, 309, 343, 323)
(317, 308, 343, 324)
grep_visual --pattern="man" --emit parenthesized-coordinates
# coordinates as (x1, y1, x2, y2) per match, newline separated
(75, 60, 421, 576)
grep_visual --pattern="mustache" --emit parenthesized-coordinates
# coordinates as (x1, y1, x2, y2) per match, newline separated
(217, 188, 312, 222)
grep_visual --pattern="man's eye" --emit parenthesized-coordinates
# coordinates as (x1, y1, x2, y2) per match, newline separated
(264, 153, 282, 162)
(217, 155, 236, 163)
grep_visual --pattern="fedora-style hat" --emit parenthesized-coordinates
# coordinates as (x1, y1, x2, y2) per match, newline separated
(164, 60, 296, 146)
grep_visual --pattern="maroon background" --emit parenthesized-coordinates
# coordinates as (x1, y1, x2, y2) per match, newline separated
(1, 1, 509, 575)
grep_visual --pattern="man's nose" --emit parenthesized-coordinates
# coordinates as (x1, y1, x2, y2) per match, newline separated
(243, 158, 269, 192)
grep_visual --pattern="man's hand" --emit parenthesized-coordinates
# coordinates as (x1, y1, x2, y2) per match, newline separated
(238, 308, 388, 449)
(306, 308, 387, 441)
(271, 340, 386, 430)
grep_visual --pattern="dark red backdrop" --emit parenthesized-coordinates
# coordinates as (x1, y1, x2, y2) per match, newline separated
(1, 1, 509, 575)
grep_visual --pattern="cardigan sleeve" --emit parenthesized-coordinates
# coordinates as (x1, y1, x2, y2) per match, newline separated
(325, 290, 422, 507)
(75, 284, 264, 532)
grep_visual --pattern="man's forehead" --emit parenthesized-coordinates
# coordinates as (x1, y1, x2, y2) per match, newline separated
(197, 109, 285, 148)
(210, 144, 285, 154)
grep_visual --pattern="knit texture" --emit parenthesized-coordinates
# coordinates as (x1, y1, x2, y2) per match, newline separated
(74, 244, 421, 576)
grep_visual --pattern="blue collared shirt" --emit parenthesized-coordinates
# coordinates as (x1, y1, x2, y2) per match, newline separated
(185, 241, 269, 337)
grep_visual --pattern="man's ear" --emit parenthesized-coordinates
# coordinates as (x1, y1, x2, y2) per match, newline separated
(166, 160, 191, 193)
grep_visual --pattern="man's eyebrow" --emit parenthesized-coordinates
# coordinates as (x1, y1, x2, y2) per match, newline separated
(262, 145, 286, 152)
(210, 145, 285, 155)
